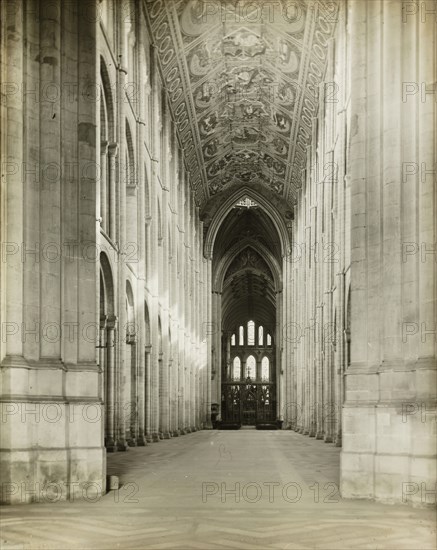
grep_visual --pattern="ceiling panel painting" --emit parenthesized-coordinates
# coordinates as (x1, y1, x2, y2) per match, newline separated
(144, 0, 338, 213)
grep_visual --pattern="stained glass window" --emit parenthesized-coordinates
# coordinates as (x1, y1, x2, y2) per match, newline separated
(261, 357, 269, 381)
(232, 357, 241, 381)
(246, 355, 256, 379)
(247, 320, 255, 345)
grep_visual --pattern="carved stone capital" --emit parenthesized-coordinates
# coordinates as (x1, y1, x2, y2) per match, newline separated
(108, 142, 118, 157)
(100, 140, 109, 155)
(106, 315, 118, 330)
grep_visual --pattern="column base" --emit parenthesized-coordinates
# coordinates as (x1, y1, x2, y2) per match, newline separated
(136, 435, 147, 446)
(172, 430, 180, 437)
(117, 439, 129, 451)
(0, 447, 105, 504)
(315, 432, 324, 440)
(145, 433, 153, 444)
(105, 438, 117, 453)
(179, 429, 187, 435)
(191, 426, 197, 432)
(152, 433, 160, 442)
(324, 435, 333, 443)
(162, 432, 171, 439)
(127, 438, 137, 447)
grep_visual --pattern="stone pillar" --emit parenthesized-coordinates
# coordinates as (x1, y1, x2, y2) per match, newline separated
(276, 289, 284, 423)
(159, 349, 171, 438)
(105, 316, 117, 452)
(137, 341, 147, 445)
(170, 356, 180, 436)
(205, 259, 213, 428)
(144, 345, 153, 442)
(99, 317, 107, 398)
(108, 143, 118, 242)
(335, 270, 345, 447)
(308, 205, 317, 438)
(100, 141, 108, 232)
(1, 0, 24, 365)
(1, 0, 105, 503)
(151, 347, 161, 442)
(341, 0, 436, 505)
(127, 336, 138, 446)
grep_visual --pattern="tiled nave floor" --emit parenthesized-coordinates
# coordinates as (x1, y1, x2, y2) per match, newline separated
(1, 430, 435, 549)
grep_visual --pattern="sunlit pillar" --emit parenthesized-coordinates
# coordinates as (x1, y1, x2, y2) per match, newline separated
(100, 141, 108, 232)
(144, 345, 153, 442)
(105, 316, 117, 451)
(108, 143, 118, 242)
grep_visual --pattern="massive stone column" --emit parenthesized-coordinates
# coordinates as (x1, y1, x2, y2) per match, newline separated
(115, 18, 128, 451)
(108, 144, 118, 242)
(205, 259, 213, 428)
(105, 316, 118, 452)
(99, 142, 108, 232)
(341, 0, 436, 505)
(144, 345, 152, 442)
(0, 0, 104, 503)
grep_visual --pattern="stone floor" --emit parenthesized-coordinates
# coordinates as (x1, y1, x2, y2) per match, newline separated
(1, 430, 435, 549)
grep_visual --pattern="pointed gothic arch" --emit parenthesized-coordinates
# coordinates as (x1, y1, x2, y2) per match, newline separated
(204, 187, 291, 260)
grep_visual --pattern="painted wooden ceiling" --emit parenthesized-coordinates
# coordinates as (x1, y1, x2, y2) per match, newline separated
(145, 0, 337, 213)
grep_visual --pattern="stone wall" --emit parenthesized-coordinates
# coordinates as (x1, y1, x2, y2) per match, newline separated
(0, 0, 210, 504)
(285, 0, 436, 506)
(285, 2, 351, 447)
(342, 0, 436, 506)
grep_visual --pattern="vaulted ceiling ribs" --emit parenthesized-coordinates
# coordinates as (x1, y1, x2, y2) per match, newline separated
(145, 0, 337, 213)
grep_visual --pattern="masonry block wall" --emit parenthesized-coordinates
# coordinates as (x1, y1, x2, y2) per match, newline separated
(285, 2, 351, 448)
(0, 0, 209, 504)
(285, 0, 436, 506)
(0, 0, 104, 504)
(96, 0, 209, 451)
(341, 0, 436, 505)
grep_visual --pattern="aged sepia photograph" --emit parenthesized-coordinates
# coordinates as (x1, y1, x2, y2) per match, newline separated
(0, 0, 436, 548)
